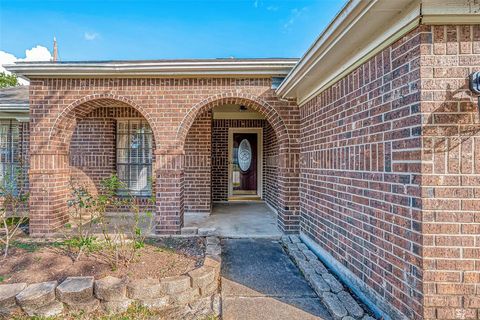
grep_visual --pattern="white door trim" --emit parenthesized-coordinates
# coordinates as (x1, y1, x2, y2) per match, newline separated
(228, 127, 263, 199)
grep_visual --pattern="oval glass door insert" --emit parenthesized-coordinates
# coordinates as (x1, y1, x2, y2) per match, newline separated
(238, 139, 252, 172)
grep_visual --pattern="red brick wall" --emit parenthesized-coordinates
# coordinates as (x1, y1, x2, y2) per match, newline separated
(299, 24, 480, 320)
(184, 111, 212, 213)
(420, 25, 480, 320)
(299, 28, 424, 319)
(211, 119, 229, 202)
(28, 78, 300, 235)
(69, 107, 116, 193)
(263, 122, 279, 211)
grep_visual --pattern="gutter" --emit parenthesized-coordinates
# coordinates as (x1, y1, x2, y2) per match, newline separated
(5, 59, 298, 78)
(0, 104, 29, 112)
(275, 0, 369, 98)
(276, 0, 480, 104)
(295, 7, 420, 106)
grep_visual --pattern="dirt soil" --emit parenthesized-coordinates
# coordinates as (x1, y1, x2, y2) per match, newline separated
(0, 237, 205, 284)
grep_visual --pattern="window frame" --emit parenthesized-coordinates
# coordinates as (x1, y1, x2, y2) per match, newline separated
(0, 119, 19, 193)
(115, 119, 153, 197)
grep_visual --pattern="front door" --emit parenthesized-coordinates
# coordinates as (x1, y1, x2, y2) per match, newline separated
(231, 132, 258, 197)
(232, 133, 257, 195)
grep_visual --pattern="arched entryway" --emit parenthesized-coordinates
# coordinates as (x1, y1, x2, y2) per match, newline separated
(176, 93, 299, 234)
(29, 94, 159, 236)
(28, 91, 299, 236)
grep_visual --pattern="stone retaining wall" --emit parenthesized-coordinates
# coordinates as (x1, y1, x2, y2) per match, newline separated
(0, 237, 222, 318)
(282, 235, 375, 320)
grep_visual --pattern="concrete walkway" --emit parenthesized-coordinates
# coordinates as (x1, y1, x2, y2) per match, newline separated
(221, 239, 332, 320)
(184, 202, 282, 238)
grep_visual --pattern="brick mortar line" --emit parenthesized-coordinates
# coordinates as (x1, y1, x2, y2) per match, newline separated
(300, 202, 422, 231)
(299, 218, 423, 264)
(302, 74, 421, 114)
(300, 189, 423, 213)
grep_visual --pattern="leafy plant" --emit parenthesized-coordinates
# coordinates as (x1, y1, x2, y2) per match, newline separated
(65, 174, 155, 270)
(12, 241, 39, 253)
(65, 182, 101, 261)
(0, 163, 29, 258)
(63, 236, 100, 253)
(96, 174, 155, 269)
(0, 72, 18, 88)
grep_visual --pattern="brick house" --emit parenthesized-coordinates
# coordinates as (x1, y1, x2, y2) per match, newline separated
(2, 0, 479, 319)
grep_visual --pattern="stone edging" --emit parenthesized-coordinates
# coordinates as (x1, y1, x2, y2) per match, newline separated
(282, 235, 376, 320)
(0, 236, 222, 318)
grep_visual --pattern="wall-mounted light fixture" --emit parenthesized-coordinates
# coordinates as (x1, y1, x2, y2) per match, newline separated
(469, 72, 480, 112)
(239, 105, 248, 112)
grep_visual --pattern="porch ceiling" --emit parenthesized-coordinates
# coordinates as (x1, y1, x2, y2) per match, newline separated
(212, 104, 266, 120)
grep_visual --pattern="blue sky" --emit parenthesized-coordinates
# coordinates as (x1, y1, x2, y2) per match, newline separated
(0, 0, 345, 61)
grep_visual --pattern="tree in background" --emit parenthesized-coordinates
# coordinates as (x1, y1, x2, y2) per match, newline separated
(0, 72, 19, 88)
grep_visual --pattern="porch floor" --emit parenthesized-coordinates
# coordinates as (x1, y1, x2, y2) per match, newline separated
(184, 202, 282, 238)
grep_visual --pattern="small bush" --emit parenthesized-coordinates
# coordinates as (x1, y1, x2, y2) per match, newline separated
(65, 174, 155, 269)
(0, 165, 29, 258)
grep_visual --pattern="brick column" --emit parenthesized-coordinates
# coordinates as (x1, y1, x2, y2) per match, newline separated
(420, 25, 480, 320)
(277, 150, 300, 233)
(29, 152, 70, 236)
(154, 149, 185, 234)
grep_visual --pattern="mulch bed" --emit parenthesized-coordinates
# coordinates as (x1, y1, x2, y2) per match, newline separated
(0, 237, 205, 285)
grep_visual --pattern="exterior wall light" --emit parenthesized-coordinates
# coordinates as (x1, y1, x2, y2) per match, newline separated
(470, 72, 480, 112)
(239, 105, 248, 112)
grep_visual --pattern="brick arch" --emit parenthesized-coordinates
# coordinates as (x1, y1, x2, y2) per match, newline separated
(27, 93, 161, 236)
(172, 92, 299, 234)
(47, 93, 159, 151)
(176, 93, 291, 150)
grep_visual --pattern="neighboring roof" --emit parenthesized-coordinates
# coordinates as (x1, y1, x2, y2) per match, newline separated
(0, 86, 29, 110)
(277, 0, 480, 105)
(5, 58, 298, 79)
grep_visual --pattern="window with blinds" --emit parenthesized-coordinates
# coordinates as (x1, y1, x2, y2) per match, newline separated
(0, 120, 19, 192)
(116, 119, 153, 196)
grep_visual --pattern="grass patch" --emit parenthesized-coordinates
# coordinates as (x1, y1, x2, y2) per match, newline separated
(9, 302, 199, 320)
(11, 241, 40, 253)
(10, 240, 66, 253)
(9, 302, 219, 319)
(4, 217, 29, 227)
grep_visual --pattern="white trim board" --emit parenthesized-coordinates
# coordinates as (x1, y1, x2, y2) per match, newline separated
(277, 0, 480, 105)
(5, 59, 298, 79)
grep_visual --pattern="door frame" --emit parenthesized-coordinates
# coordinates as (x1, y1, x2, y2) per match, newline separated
(227, 127, 263, 199)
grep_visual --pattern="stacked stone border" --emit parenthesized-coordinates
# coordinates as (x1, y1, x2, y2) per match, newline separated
(282, 235, 375, 320)
(0, 236, 222, 318)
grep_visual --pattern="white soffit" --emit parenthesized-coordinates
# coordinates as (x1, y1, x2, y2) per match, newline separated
(277, 0, 480, 105)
